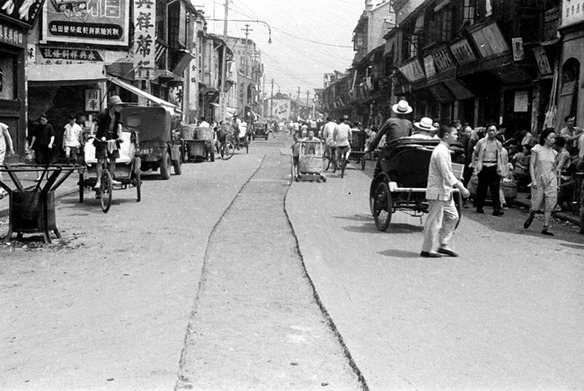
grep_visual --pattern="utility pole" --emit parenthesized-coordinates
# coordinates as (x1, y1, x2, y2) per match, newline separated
(306, 91, 310, 118)
(242, 24, 253, 111)
(220, 0, 229, 120)
(297, 87, 301, 120)
(270, 78, 274, 120)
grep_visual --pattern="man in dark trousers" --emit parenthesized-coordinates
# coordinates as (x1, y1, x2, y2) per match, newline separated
(29, 114, 55, 181)
(474, 123, 505, 216)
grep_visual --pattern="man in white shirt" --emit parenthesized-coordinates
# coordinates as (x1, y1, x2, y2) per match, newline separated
(198, 116, 210, 128)
(62, 113, 82, 164)
(421, 125, 470, 258)
(333, 116, 352, 172)
(321, 117, 336, 169)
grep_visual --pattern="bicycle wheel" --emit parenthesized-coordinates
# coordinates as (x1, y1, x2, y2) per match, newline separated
(222, 141, 235, 160)
(100, 170, 113, 213)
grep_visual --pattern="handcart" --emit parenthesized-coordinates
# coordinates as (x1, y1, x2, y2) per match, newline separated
(78, 130, 141, 213)
(298, 140, 326, 182)
(369, 137, 464, 231)
(0, 163, 80, 243)
(349, 130, 368, 168)
(183, 126, 215, 162)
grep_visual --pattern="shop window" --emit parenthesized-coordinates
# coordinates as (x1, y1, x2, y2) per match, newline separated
(0, 53, 16, 100)
(559, 58, 580, 120)
(462, 0, 477, 25)
(429, 2, 453, 44)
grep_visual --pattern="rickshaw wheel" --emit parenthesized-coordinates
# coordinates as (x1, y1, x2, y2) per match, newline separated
(222, 142, 235, 160)
(100, 170, 113, 213)
(79, 173, 84, 203)
(373, 181, 392, 231)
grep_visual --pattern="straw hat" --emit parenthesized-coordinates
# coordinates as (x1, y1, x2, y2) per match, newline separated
(108, 95, 123, 107)
(392, 100, 413, 115)
(414, 117, 437, 132)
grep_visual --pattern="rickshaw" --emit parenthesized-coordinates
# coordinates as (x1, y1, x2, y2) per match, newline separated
(78, 130, 141, 213)
(369, 137, 464, 231)
(252, 121, 269, 140)
(298, 139, 326, 182)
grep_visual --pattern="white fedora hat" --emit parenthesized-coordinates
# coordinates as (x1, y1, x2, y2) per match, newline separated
(414, 117, 437, 132)
(392, 99, 413, 114)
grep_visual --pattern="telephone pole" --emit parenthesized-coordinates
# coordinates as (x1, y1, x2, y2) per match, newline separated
(270, 78, 274, 120)
(220, 0, 229, 120)
(297, 87, 301, 119)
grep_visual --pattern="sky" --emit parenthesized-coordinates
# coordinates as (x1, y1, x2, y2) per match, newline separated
(197, 0, 366, 100)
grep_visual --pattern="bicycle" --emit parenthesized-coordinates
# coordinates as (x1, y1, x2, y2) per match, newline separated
(336, 145, 350, 178)
(323, 144, 337, 172)
(219, 134, 235, 160)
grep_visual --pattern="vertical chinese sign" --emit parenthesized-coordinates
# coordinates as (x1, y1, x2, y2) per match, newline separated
(133, 0, 156, 80)
(42, 0, 130, 47)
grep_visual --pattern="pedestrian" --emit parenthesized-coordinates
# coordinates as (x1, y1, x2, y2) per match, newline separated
(321, 117, 336, 170)
(367, 100, 413, 151)
(332, 115, 352, 173)
(559, 115, 583, 155)
(523, 128, 558, 236)
(92, 95, 124, 189)
(291, 133, 301, 182)
(0, 121, 14, 199)
(474, 123, 505, 216)
(421, 125, 470, 258)
(198, 116, 210, 128)
(62, 113, 82, 165)
(410, 117, 436, 139)
(29, 113, 55, 181)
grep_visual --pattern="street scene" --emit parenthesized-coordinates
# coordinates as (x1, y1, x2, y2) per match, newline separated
(1, 0, 584, 390)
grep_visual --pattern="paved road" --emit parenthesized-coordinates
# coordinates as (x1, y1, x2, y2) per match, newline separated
(287, 156, 584, 390)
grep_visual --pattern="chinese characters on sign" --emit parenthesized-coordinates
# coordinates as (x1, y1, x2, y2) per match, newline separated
(42, 0, 130, 46)
(39, 46, 104, 63)
(423, 55, 436, 78)
(431, 48, 456, 72)
(450, 38, 477, 66)
(0, 22, 25, 47)
(514, 91, 529, 112)
(85, 89, 101, 112)
(133, 0, 155, 80)
(399, 59, 425, 83)
(561, 0, 584, 28)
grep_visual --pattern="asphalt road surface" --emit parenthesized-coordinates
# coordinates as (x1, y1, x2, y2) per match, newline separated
(1, 133, 584, 390)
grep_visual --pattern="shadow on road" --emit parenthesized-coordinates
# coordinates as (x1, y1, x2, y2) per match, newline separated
(377, 249, 420, 258)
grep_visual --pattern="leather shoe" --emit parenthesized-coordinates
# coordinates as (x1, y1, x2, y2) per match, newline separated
(438, 248, 459, 257)
(523, 214, 534, 229)
(420, 251, 442, 258)
(492, 210, 504, 216)
(541, 229, 554, 236)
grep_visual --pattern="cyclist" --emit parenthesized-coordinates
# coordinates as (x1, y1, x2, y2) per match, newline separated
(333, 115, 352, 173)
(92, 95, 124, 189)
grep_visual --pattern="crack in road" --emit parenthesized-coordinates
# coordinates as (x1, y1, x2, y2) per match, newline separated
(175, 150, 365, 390)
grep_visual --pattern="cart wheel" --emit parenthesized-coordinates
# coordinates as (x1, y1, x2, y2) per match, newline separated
(135, 171, 141, 202)
(100, 170, 113, 213)
(160, 149, 171, 180)
(373, 181, 392, 231)
(79, 173, 84, 203)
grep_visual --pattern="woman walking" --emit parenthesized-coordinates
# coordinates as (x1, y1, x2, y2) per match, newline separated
(523, 128, 558, 236)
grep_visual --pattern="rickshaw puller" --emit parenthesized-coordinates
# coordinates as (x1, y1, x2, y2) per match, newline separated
(92, 95, 124, 189)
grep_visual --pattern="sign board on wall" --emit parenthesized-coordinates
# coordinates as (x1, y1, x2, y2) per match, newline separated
(470, 22, 510, 58)
(533, 46, 552, 75)
(85, 89, 101, 112)
(272, 99, 291, 120)
(450, 38, 477, 66)
(514, 91, 529, 112)
(512, 37, 525, 61)
(423, 55, 436, 78)
(561, 0, 584, 28)
(133, 0, 156, 80)
(41, 0, 130, 47)
(398, 59, 425, 83)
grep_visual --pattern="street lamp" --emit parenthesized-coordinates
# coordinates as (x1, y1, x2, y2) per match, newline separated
(206, 18, 273, 44)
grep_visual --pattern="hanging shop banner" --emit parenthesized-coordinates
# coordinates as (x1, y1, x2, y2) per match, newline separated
(85, 89, 101, 112)
(533, 46, 552, 76)
(398, 59, 425, 83)
(514, 91, 529, 112)
(450, 38, 477, 66)
(423, 55, 436, 78)
(41, 0, 130, 47)
(272, 99, 291, 120)
(133, 0, 156, 80)
(0, 0, 44, 29)
(470, 22, 510, 58)
(512, 37, 525, 61)
(432, 47, 456, 72)
(561, 0, 584, 28)
(0, 21, 26, 48)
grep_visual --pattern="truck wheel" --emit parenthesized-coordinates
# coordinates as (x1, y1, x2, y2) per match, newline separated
(160, 150, 171, 180)
(210, 149, 215, 162)
(173, 158, 182, 175)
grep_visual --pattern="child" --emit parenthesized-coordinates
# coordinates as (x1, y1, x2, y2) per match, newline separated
(291, 134, 301, 181)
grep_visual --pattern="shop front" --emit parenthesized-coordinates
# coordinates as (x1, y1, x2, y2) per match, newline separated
(0, 0, 44, 157)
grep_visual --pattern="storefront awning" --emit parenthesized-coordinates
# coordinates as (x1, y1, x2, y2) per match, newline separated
(28, 63, 106, 86)
(109, 77, 179, 114)
(210, 102, 237, 116)
(443, 79, 474, 100)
